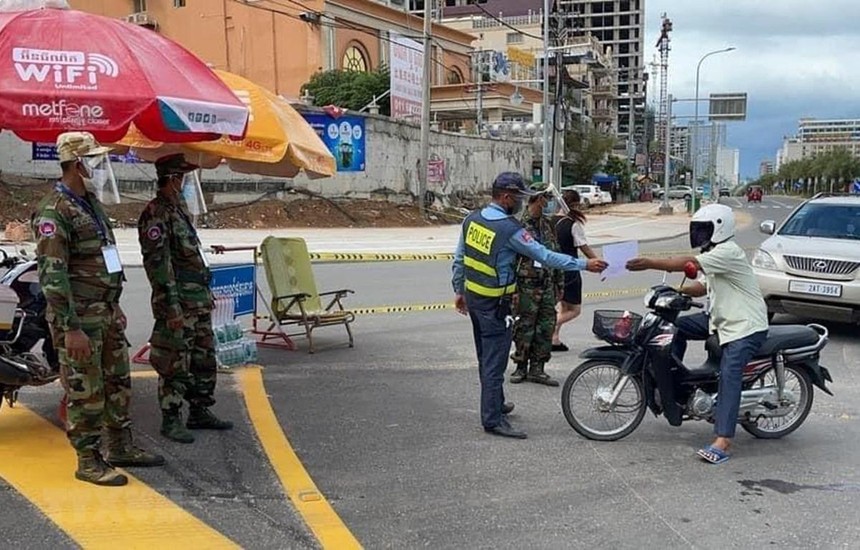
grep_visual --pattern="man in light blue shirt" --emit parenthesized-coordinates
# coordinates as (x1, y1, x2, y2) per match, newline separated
(452, 172, 607, 439)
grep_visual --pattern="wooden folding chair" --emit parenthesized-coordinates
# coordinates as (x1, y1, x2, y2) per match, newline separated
(259, 236, 355, 353)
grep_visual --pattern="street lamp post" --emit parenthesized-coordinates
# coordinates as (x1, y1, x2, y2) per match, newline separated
(541, 0, 551, 184)
(692, 47, 735, 201)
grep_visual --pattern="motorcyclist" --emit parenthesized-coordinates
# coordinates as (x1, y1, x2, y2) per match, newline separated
(626, 204, 768, 464)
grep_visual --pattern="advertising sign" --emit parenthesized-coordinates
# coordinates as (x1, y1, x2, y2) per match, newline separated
(708, 93, 747, 121)
(303, 113, 366, 172)
(32, 142, 142, 163)
(210, 264, 256, 317)
(389, 33, 423, 120)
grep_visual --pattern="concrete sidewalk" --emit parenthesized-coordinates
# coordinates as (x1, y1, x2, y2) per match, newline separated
(4, 200, 690, 266)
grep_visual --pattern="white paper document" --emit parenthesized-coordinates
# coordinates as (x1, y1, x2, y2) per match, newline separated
(600, 240, 639, 279)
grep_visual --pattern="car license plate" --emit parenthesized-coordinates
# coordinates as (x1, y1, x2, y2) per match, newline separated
(788, 281, 842, 297)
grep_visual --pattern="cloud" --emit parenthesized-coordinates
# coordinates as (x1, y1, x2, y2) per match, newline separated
(646, 1, 860, 177)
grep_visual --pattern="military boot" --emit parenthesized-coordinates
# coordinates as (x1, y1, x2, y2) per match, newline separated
(509, 363, 528, 384)
(161, 410, 195, 444)
(75, 450, 128, 487)
(187, 406, 233, 430)
(526, 363, 559, 387)
(104, 428, 166, 467)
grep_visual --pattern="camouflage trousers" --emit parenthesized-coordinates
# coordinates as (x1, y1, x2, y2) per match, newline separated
(49, 302, 132, 453)
(149, 310, 217, 412)
(511, 279, 558, 366)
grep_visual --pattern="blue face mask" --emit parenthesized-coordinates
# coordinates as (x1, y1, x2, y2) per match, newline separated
(542, 199, 557, 217)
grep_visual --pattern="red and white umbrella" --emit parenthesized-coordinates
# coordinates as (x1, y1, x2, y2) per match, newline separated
(0, 8, 249, 143)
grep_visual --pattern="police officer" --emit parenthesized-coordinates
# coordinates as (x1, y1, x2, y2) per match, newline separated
(138, 154, 232, 444)
(34, 132, 165, 487)
(510, 183, 563, 387)
(452, 173, 607, 439)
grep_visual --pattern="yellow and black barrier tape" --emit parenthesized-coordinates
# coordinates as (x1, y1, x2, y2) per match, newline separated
(345, 287, 652, 316)
(309, 252, 455, 263)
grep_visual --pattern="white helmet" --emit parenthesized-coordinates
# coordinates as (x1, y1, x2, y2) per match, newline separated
(690, 203, 735, 249)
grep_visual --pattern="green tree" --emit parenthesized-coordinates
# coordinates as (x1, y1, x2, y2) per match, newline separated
(301, 66, 391, 115)
(564, 123, 615, 184)
(603, 155, 634, 193)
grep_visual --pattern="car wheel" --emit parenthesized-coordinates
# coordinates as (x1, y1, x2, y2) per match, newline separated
(582, 198, 590, 208)
(684, 194, 691, 201)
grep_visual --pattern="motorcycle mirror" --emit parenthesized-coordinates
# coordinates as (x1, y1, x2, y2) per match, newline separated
(683, 261, 699, 279)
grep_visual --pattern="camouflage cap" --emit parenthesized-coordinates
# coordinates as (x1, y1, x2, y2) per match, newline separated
(155, 153, 199, 178)
(56, 132, 111, 163)
(492, 172, 538, 196)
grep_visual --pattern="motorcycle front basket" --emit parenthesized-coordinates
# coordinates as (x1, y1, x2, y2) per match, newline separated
(592, 310, 643, 345)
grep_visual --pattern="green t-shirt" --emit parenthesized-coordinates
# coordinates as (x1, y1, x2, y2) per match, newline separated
(697, 240, 768, 344)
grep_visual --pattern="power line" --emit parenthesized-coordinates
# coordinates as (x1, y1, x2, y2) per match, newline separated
(233, 0, 473, 82)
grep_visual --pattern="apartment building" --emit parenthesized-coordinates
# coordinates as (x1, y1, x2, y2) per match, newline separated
(759, 160, 775, 177)
(716, 147, 740, 188)
(556, 0, 646, 148)
(778, 118, 860, 166)
(440, 3, 616, 134)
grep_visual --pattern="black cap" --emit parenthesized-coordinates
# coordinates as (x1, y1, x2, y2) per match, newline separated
(492, 172, 537, 195)
(155, 154, 199, 178)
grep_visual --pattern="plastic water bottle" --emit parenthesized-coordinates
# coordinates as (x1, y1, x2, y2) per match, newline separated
(242, 338, 258, 363)
(614, 311, 634, 341)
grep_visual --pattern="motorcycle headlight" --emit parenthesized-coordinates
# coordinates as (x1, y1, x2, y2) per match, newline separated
(752, 249, 778, 270)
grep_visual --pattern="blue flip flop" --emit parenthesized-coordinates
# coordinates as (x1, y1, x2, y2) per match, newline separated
(697, 445, 731, 465)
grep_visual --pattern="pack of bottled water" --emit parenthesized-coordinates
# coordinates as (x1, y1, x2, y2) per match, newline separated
(212, 296, 258, 368)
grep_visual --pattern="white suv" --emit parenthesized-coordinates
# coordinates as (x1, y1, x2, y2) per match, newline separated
(563, 185, 604, 207)
(753, 195, 860, 324)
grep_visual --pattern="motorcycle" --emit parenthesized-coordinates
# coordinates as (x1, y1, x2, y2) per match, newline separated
(561, 264, 833, 441)
(0, 247, 59, 411)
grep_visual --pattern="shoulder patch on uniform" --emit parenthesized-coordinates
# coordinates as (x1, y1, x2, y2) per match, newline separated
(146, 225, 163, 241)
(38, 219, 57, 237)
(519, 230, 534, 243)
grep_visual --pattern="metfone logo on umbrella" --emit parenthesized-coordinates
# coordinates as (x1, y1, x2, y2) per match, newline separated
(12, 47, 119, 91)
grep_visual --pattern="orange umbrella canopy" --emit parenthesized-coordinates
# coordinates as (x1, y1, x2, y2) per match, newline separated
(118, 70, 336, 179)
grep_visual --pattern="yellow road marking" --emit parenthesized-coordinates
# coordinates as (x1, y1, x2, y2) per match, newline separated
(238, 367, 362, 550)
(0, 405, 238, 549)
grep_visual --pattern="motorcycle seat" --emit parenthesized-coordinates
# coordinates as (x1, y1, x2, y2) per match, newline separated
(705, 325, 820, 360)
(757, 325, 820, 356)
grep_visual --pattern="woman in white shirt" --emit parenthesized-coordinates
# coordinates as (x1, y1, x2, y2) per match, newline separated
(552, 190, 599, 351)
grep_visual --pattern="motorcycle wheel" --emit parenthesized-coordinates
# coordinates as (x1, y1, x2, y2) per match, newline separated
(561, 360, 646, 441)
(741, 364, 814, 439)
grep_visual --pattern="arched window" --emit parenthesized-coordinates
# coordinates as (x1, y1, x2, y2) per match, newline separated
(447, 67, 464, 84)
(342, 43, 369, 72)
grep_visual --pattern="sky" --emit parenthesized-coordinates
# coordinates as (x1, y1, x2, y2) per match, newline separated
(645, 0, 860, 179)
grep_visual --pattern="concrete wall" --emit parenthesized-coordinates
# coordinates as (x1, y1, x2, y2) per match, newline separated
(0, 112, 534, 201)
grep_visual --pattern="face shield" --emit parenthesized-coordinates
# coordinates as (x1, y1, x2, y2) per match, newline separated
(689, 220, 715, 250)
(180, 170, 207, 216)
(80, 154, 120, 205)
(546, 184, 570, 216)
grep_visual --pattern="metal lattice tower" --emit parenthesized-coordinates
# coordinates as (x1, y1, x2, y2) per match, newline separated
(655, 14, 672, 166)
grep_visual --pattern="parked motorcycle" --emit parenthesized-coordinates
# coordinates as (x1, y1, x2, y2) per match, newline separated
(561, 266, 833, 441)
(0, 247, 59, 411)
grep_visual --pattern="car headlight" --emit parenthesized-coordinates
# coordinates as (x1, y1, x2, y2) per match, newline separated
(752, 249, 778, 270)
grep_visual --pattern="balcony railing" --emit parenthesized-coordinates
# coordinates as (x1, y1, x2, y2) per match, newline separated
(471, 12, 543, 29)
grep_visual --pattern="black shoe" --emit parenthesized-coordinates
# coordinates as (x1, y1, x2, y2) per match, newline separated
(484, 421, 527, 440)
(509, 368, 527, 384)
(552, 343, 569, 352)
(527, 373, 560, 387)
(502, 402, 515, 415)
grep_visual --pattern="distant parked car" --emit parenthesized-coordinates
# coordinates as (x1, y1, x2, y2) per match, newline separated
(695, 186, 705, 196)
(600, 189, 613, 204)
(719, 187, 731, 197)
(564, 184, 604, 207)
(656, 185, 693, 200)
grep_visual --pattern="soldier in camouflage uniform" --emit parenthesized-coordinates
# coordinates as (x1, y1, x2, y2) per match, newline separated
(34, 132, 165, 487)
(510, 184, 563, 387)
(138, 154, 232, 444)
